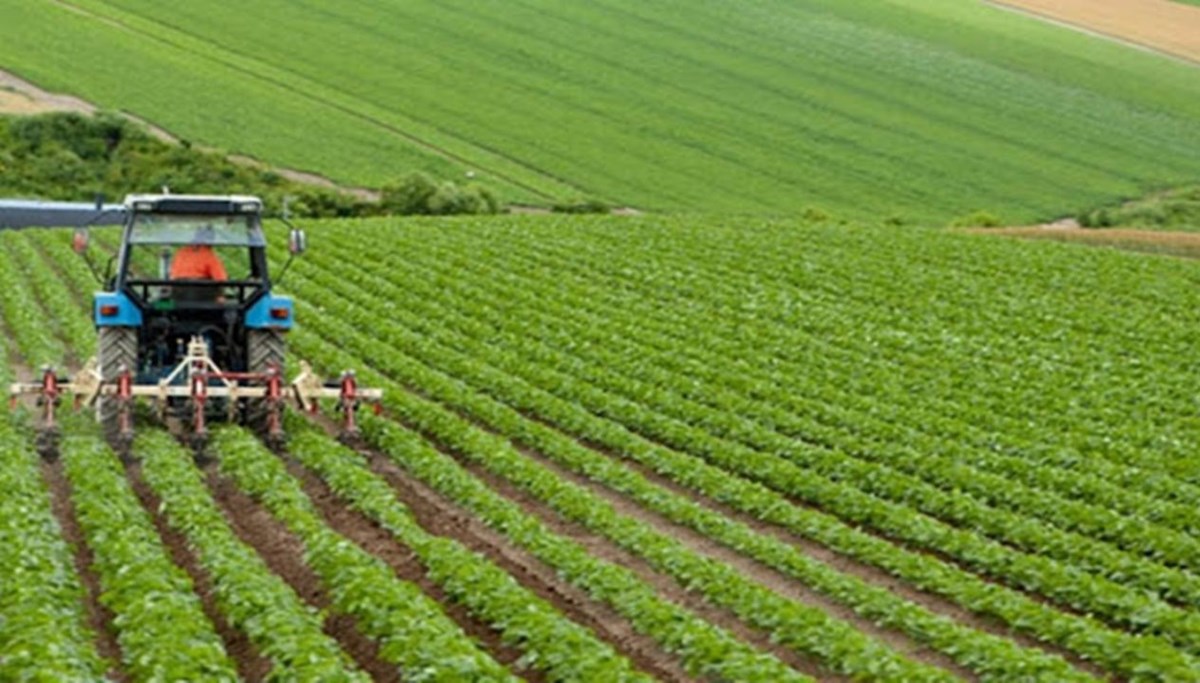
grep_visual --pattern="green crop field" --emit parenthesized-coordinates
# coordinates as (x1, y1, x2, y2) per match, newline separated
(1, 0, 1199, 221)
(3, 217, 1200, 680)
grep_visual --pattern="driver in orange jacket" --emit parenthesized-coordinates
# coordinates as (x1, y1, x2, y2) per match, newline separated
(170, 243, 227, 281)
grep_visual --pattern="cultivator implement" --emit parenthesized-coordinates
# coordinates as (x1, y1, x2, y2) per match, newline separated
(9, 336, 382, 455)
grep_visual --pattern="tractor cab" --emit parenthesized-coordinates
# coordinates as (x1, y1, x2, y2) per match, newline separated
(92, 195, 293, 383)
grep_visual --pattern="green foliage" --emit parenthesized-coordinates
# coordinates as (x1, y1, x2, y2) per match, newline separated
(551, 197, 611, 215)
(949, 210, 1002, 228)
(2, 0, 1199, 219)
(1077, 185, 1200, 231)
(381, 172, 502, 216)
(0, 112, 502, 218)
(60, 430, 238, 681)
(0, 427, 107, 681)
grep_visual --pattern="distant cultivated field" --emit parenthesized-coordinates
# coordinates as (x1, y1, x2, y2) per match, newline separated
(991, 0, 1200, 63)
(1, 0, 1200, 221)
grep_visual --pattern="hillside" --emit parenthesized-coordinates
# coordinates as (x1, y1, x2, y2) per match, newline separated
(2, 0, 1199, 222)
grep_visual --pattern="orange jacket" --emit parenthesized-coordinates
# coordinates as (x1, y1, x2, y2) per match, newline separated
(170, 245, 228, 281)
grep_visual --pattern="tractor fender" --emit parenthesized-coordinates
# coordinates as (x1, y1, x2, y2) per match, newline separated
(245, 294, 294, 330)
(93, 291, 142, 327)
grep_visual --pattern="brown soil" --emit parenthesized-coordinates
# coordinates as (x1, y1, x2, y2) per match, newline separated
(124, 462, 270, 680)
(274, 452, 537, 679)
(40, 460, 129, 682)
(609, 445, 1111, 678)
(204, 469, 399, 682)
(423, 429, 837, 681)
(986, 0, 1200, 65)
(305, 412, 694, 682)
(967, 225, 1200, 259)
(511, 442, 978, 680)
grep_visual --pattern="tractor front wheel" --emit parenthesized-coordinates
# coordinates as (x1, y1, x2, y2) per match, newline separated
(97, 326, 137, 451)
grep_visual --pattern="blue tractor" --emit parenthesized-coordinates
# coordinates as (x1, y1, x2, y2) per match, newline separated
(4, 194, 380, 455)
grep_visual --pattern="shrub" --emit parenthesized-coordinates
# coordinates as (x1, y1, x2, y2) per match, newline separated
(552, 197, 611, 214)
(949, 210, 1002, 228)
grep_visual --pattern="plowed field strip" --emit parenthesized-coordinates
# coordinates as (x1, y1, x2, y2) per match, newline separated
(604, 448, 1108, 677)
(304, 417, 695, 682)
(203, 469, 398, 682)
(507, 437, 976, 679)
(125, 462, 269, 680)
(40, 460, 127, 683)
(987, 0, 1200, 65)
(322, 243, 1199, 593)
(416, 419, 833, 682)
(288, 253, 1200, 643)
(276, 452, 538, 678)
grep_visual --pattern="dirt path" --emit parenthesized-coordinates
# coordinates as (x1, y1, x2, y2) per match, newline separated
(967, 224, 1200, 259)
(985, 0, 1200, 65)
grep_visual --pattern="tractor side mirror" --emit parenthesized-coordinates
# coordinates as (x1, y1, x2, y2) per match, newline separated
(72, 228, 89, 254)
(288, 228, 307, 255)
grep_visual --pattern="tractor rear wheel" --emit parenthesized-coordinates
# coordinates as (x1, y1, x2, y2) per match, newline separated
(246, 329, 286, 444)
(97, 326, 137, 451)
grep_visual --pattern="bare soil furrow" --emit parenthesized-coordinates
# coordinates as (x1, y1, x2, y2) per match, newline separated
(509, 441, 978, 680)
(125, 462, 270, 681)
(610, 448, 1110, 678)
(203, 468, 399, 682)
(40, 460, 128, 683)
(274, 451, 537, 679)
(359, 441, 697, 683)
(405, 419, 837, 681)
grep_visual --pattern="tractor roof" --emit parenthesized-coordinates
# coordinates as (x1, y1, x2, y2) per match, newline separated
(124, 194, 263, 215)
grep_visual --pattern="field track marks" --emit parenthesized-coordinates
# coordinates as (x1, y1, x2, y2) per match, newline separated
(40, 460, 128, 682)
(48, 0, 578, 200)
(301, 411, 696, 682)
(274, 451, 539, 679)
(507, 438, 977, 680)
(412, 420, 839, 682)
(125, 462, 270, 681)
(203, 469, 399, 682)
(985, 0, 1200, 66)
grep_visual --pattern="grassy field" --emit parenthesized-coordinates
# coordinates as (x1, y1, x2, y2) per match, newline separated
(1, 0, 1198, 222)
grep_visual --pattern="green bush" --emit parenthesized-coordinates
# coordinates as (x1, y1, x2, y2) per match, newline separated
(949, 210, 1002, 228)
(551, 197, 611, 214)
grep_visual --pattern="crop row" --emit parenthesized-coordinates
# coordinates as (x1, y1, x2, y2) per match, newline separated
(483, 221, 1200, 500)
(211, 427, 516, 681)
(291, 243, 1200, 660)
(0, 232, 66, 366)
(400, 227, 1200, 547)
(59, 426, 238, 680)
(283, 418, 654, 682)
(289, 316, 1099, 682)
(321, 231, 1200, 601)
(506, 223, 1200, 491)
(0, 419, 106, 681)
(279, 251, 1196, 680)
(2, 233, 97, 359)
(134, 429, 371, 681)
(291, 333, 821, 681)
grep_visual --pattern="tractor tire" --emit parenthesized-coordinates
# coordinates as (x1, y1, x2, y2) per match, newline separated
(246, 329, 286, 441)
(97, 326, 137, 450)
